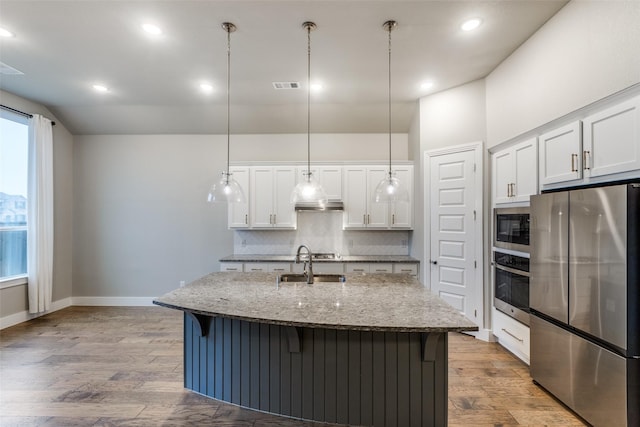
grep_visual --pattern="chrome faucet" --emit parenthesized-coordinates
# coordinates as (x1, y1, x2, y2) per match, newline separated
(295, 245, 314, 284)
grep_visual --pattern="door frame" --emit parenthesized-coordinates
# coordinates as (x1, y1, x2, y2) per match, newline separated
(424, 141, 486, 337)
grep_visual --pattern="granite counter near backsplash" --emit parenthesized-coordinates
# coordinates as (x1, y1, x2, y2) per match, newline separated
(233, 211, 411, 256)
(220, 254, 419, 264)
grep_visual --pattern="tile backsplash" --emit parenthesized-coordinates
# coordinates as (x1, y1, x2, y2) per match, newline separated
(233, 212, 410, 256)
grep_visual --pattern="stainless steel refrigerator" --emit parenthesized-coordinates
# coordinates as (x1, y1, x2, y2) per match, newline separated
(530, 182, 640, 427)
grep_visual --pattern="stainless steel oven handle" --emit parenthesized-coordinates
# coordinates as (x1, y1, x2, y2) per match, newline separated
(494, 263, 530, 277)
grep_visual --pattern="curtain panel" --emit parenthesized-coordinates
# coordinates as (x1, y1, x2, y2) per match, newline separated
(27, 114, 54, 314)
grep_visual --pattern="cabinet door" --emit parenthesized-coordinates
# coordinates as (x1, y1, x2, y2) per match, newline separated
(583, 96, 640, 178)
(493, 149, 513, 205)
(228, 168, 250, 228)
(390, 166, 413, 228)
(272, 167, 296, 228)
(250, 167, 274, 228)
(343, 167, 368, 228)
(512, 138, 538, 203)
(539, 121, 582, 185)
(318, 166, 342, 200)
(366, 167, 389, 228)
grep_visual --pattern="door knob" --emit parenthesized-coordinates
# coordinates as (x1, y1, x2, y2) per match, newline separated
(431, 260, 438, 265)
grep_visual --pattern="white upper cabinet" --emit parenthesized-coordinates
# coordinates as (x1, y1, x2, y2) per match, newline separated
(250, 166, 296, 229)
(389, 166, 413, 228)
(538, 94, 640, 190)
(539, 121, 582, 186)
(492, 138, 537, 205)
(297, 166, 343, 200)
(343, 165, 413, 229)
(227, 167, 250, 228)
(582, 95, 640, 178)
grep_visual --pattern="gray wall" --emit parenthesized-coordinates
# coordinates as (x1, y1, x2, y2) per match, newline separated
(73, 134, 408, 298)
(0, 90, 74, 318)
(486, 0, 640, 147)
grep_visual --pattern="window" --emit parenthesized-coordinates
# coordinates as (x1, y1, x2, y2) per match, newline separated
(0, 110, 29, 283)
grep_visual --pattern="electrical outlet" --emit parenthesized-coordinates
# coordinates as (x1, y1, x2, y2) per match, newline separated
(241, 239, 247, 247)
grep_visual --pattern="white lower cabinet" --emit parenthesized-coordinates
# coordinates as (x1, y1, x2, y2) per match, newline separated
(492, 308, 530, 365)
(244, 263, 291, 273)
(345, 263, 393, 274)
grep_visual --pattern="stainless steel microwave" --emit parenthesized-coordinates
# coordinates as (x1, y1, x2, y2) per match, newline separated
(494, 207, 530, 253)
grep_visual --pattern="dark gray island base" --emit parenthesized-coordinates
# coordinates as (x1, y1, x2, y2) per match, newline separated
(154, 272, 478, 427)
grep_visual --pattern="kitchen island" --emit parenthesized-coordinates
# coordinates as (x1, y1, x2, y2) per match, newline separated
(153, 272, 477, 427)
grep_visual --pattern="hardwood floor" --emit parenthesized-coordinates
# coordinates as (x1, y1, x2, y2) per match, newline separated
(0, 306, 585, 426)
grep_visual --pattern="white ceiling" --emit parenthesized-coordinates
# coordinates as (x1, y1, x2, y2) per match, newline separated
(0, 0, 568, 135)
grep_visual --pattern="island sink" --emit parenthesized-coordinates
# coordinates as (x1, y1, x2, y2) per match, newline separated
(277, 273, 346, 284)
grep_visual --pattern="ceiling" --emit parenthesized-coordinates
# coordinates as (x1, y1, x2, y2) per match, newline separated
(0, 0, 568, 135)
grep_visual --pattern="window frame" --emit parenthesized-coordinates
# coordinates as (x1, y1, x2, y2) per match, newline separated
(0, 109, 30, 289)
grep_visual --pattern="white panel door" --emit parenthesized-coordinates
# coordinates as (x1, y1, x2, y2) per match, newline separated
(429, 150, 478, 324)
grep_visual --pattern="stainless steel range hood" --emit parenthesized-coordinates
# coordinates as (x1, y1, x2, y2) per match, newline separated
(294, 200, 344, 212)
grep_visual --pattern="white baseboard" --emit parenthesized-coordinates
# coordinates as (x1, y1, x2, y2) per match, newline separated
(71, 297, 156, 306)
(0, 297, 72, 330)
(1, 296, 157, 329)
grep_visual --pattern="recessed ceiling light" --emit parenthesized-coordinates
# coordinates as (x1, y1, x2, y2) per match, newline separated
(420, 81, 434, 91)
(0, 27, 15, 38)
(200, 83, 214, 93)
(142, 23, 162, 36)
(310, 82, 324, 92)
(92, 84, 109, 93)
(461, 18, 482, 32)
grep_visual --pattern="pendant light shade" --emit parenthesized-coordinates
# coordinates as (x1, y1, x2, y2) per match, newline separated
(374, 20, 408, 204)
(208, 22, 245, 204)
(290, 21, 328, 207)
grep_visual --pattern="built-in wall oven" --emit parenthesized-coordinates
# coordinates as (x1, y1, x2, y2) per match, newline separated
(493, 251, 530, 325)
(493, 207, 530, 325)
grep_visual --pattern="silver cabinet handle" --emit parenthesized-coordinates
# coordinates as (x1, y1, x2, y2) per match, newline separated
(392, 214, 395, 225)
(245, 214, 248, 225)
(571, 153, 578, 172)
(501, 328, 524, 343)
(583, 150, 591, 170)
(367, 214, 370, 225)
(363, 214, 366, 225)
(273, 214, 276, 224)
(507, 183, 511, 197)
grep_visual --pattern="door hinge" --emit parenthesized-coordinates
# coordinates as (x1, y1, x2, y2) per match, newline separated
(473, 163, 476, 172)
(473, 210, 476, 221)
(474, 260, 477, 268)
(474, 309, 477, 318)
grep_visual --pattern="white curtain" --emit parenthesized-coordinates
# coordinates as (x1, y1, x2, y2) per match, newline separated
(27, 114, 54, 314)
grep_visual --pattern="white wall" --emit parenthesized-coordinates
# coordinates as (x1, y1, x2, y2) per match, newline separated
(0, 90, 74, 318)
(419, 80, 487, 151)
(486, 0, 640, 147)
(73, 133, 409, 298)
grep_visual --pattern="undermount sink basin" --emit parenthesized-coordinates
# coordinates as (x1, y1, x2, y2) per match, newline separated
(277, 273, 346, 284)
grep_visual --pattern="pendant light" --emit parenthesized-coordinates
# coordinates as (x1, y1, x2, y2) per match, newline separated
(374, 20, 409, 204)
(290, 21, 328, 208)
(207, 22, 246, 204)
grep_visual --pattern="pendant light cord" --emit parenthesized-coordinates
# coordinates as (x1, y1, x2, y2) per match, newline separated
(306, 23, 312, 182)
(387, 21, 393, 178)
(226, 24, 232, 182)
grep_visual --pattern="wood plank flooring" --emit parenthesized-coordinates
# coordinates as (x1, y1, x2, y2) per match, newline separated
(0, 306, 586, 426)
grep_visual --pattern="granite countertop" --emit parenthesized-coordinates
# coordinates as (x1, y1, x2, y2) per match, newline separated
(219, 254, 419, 264)
(153, 272, 478, 333)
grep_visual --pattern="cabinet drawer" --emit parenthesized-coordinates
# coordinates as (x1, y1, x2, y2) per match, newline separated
(370, 263, 393, 273)
(313, 263, 344, 274)
(220, 263, 243, 272)
(492, 308, 530, 364)
(245, 263, 271, 272)
(345, 263, 369, 273)
(393, 263, 418, 276)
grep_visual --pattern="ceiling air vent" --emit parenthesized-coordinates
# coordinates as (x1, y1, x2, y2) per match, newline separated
(272, 82, 300, 90)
